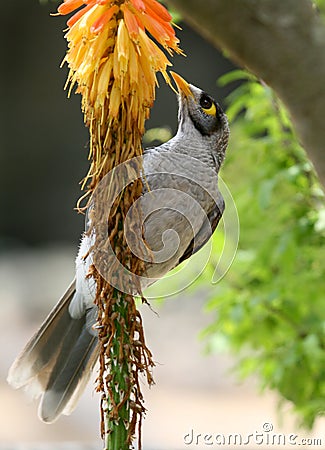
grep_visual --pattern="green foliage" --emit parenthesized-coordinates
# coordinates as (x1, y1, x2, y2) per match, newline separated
(313, 0, 325, 17)
(202, 70, 325, 429)
(143, 127, 172, 145)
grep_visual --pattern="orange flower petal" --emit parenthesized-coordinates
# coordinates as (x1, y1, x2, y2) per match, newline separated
(146, 6, 175, 39)
(67, 3, 94, 27)
(135, 14, 145, 31)
(138, 28, 171, 72)
(143, 11, 180, 52)
(138, 11, 169, 46)
(140, 3, 178, 49)
(143, 3, 170, 28)
(143, 0, 171, 22)
(165, 33, 181, 51)
(90, 5, 119, 34)
(58, 0, 84, 15)
(129, 0, 145, 13)
(122, 5, 140, 40)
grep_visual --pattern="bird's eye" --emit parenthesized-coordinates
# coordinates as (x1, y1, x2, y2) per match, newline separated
(200, 95, 212, 109)
(200, 95, 216, 116)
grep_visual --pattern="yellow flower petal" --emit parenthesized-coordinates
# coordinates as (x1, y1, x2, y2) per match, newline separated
(117, 20, 130, 74)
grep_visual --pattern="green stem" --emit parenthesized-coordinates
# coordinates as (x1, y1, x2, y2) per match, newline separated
(105, 290, 131, 450)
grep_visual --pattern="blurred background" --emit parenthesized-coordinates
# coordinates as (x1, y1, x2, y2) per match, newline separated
(1, 1, 325, 449)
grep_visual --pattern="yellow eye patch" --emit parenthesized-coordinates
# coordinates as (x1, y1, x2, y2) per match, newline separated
(199, 95, 217, 116)
(202, 103, 216, 116)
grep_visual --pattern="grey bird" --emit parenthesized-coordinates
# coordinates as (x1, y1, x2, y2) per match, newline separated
(7, 72, 229, 423)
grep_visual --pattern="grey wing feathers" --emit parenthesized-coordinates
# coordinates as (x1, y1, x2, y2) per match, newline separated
(179, 197, 224, 264)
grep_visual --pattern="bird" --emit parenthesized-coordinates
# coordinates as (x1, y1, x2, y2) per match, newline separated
(7, 72, 230, 424)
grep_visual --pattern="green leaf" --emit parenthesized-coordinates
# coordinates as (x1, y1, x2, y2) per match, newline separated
(218, 69, 256, 87)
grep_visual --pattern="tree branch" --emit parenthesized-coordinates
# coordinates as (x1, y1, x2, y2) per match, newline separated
(167, 0, 325, 187)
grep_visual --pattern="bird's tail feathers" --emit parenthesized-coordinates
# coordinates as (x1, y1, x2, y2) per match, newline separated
(7, 280, 77, 391)
(39, 324, 99, 422)
(7, 280, 99, 423)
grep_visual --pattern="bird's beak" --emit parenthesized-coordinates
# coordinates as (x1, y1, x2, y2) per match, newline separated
(170, 71, 194, 98)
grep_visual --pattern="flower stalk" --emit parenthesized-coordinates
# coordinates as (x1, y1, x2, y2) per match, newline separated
(56, 0, 182, 448)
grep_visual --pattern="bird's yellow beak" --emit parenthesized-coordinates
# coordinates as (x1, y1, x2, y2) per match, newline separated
(170, 71, 194, 98)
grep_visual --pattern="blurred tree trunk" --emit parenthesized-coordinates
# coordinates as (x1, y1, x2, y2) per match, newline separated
(167, 0, 325, 188)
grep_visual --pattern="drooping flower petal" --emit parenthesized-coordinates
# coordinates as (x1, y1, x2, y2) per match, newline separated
(129, 0, 145, 13)
(96, 56, 113, 104)
(67, 3, 94, 28)
(90, 5, 119, 34)
(128, 40, 139, 85)
(134, 9, 175, 50)
(109, 80, 121, 118)
(116, 20, 130, 73)
(58, 0, 84, 15)
(122, 4, 140, 40)
(143, 0, 172, 22)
